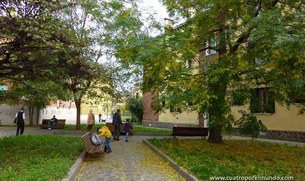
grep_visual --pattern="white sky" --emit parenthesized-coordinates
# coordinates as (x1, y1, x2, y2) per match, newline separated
(136, 0, 169, 26)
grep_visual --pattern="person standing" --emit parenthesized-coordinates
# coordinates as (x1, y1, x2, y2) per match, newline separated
(15, 107, 25, 136)
(112, 109, 122, 141)
(123, 119, 132, 142)
(87, 109, 95, 132)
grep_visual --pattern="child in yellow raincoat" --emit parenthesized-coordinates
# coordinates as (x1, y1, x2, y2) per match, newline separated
(97, 126, 112, 153)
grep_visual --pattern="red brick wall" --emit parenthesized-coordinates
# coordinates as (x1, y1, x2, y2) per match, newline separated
(142, 91, 159, 122)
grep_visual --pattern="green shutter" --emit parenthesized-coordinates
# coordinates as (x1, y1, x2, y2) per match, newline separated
(169, 105, 174, 112)
(250, 89, 260, 113)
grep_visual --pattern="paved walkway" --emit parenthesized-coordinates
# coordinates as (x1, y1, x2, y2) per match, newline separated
(75, 136, 184, 181)
(0, 126, 55, 137)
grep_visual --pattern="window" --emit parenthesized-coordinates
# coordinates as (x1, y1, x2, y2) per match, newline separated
(247, 41, 265, 66)
(161, 99, 166, 107)
(170, 104, 182, 113)
(205, 35, 217, 56)
(0, 84, 8, 91)
(250, 88, 275, 113)
(187, 60, 193, 69)
(0, 84, 8, 99)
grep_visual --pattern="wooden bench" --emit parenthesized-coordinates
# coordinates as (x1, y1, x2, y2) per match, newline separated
(81, 132, 104, 154)
(40, 119, 66, 129)
(106, 123, 133, 135)
(171, 127, 209, 139)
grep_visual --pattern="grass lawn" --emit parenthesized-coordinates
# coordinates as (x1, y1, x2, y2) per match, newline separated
(64, 124, 172, 134)
(0, 135, 83, 180)
(132, 125, 171, 134)
(148, 138, 305, 180)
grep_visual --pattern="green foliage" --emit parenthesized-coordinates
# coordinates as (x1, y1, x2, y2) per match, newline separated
(230, 90, 248, 106)
(234, 110, 267, 138)
(125, 95, 143, 122)
(0, 135, 83, 180)
(1, 0, 136, 129)
(130, 0, 305, 143)
(0, 1, 72, 80)
(7, 80, 66, 108)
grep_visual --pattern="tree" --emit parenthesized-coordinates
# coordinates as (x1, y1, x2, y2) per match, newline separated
(157, 0, 305, 143)
(0, 1, 79, 125)
(126, 95, 143, 123)
(113, 1, 305, 143)
(0, 1, 73, 80)
(0, 0, 147, 129)
(7, 79, 66, 125)
(1, 1, 137, 129)
(52, 0, 118, 130)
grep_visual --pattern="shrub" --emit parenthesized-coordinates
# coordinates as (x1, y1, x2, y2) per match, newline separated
(234, 110, 267, 138)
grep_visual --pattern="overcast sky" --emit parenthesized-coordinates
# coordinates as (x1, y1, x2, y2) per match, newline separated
(136, 0, 169, 25)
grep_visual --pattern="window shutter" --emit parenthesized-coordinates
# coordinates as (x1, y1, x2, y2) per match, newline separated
(250, 89, 260, 113)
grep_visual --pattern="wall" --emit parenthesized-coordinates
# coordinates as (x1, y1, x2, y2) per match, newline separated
(159, 110, 198, 125)
(142, 92, 159, 122)
(40, 103, 113, 125)
(0, 104, 38, 125)
(231, 102, 305, 132)
(40, 106, 78, 124)
(81, 104, 112, 120)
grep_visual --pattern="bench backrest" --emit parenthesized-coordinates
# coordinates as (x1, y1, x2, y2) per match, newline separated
(56, 119, 65, 125)
(42, 119, 66, 124)
(172, 127, 209, 136)
(106, 123, 133, 135)
(81, 132, 104, 154)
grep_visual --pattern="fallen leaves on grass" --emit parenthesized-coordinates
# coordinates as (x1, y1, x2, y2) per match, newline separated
(148, 138, 305, 180)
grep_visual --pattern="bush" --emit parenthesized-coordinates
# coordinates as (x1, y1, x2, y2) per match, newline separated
(234, 110, 267, 138)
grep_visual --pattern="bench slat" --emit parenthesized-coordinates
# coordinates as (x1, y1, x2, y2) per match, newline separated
(40, 119, 66, 129)
(82, 132, 104, 154)
(171, 127, 209, 138)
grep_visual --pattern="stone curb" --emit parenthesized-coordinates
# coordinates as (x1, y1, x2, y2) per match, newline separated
(143, 139, 198, 181)
(62, 151, 85, 181)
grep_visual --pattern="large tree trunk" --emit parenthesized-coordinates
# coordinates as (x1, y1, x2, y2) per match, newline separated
(208, 126, 223, 143)
(206, 32, 229, 143)
(36, 107, 40, 124)
(75, 101, 81, 130)
(207, 87, 227, 144)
